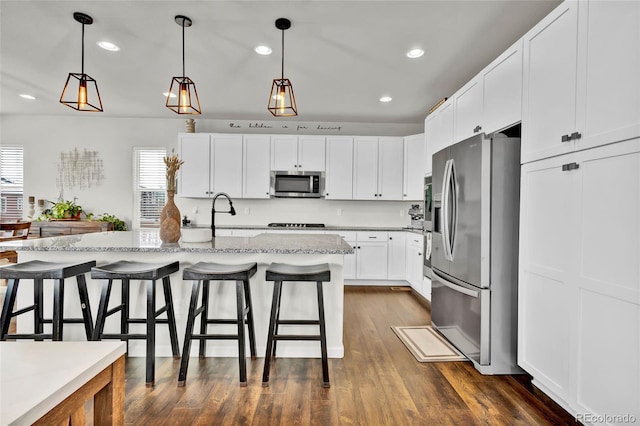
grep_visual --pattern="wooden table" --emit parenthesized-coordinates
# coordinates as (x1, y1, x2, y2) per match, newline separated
(29, 220, 114, 238)
(0, 341, 126, 425)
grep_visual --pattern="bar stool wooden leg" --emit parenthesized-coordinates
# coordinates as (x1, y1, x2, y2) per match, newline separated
(0, 279, 18, 340)
(145, 279, 157, 387)
(199, 280, 210, 359)
(178, 279, 202, 386)
(93, 279, 113, 341)
(262, 280, 283, 386)
(34, 279, 44, 341)
(52, 279, 64, 341)
(243, 278, 257, 359)
(162, 276, 181, 359)
(235, 280, 247, 386)
(317, 281, 330, 388)
(76, 274, 94, 340)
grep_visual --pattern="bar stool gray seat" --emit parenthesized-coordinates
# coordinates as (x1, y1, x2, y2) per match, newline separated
(262, 262, 331, 388)
(91, 260, 180, 387)
(0, 260, 96, 341)
(179, 262, 258, 387)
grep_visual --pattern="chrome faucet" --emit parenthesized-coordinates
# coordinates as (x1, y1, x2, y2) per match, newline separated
(211, 192, 236, 237)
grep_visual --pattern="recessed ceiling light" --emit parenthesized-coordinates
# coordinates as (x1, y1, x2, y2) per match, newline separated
(163, 92, 176, 98)
(379, 96, 392, 103)
(255, 45, 272, 55)
(97, 41, 120, 51)
(19, 94, 36, 100)
(406, 48, 424, 59)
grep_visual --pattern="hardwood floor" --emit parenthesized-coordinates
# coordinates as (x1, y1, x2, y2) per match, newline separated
(118, 286, 578, 425)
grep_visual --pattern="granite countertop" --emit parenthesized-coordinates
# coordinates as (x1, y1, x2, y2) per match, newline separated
(0, 230, 353, 254)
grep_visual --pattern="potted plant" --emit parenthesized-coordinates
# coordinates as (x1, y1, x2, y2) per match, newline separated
(38, 199, 83, 220)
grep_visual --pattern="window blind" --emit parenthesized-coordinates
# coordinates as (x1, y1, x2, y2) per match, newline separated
(136, 149, 166, 227)
(0, 147, 24, 220)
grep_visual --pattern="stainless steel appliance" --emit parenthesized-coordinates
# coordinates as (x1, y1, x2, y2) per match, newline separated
(431, 132, 522, 374)
(423, 176, 432, 278)
(270, 171, 324, 198)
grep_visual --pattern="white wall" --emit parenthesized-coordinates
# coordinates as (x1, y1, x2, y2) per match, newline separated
(1, 114, 422, 228)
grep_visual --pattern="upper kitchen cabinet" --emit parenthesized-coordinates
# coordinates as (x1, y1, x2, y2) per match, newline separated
(522, 1, 579, 163)
(403, 133, 426, 200)
(522, 0, 639, 164)
(243, 134, 271, 199)
(453, 38, 523, 143)
(453, 76, 483, 143)
(353, 137, 404, 200)
(575, 0, 640, 152)
(178, 133, 243, 198)
(424, 98, 454, 175)
(325, 136, 354, 200)
(271, 135, 326, 171)
(482, 38, 523, 135)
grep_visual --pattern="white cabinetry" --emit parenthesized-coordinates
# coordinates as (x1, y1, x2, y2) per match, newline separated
(387, 232, 406, 280)
(243, 135, 271, 199)
(519, 138, 640, 418)
(424, 99, 454, 175)
(405, 234, 424, 290)
(271, 135, 325, 171)
(453, 76, 483, 142)
(482, 38, 523, 135)
(325, 136, 353, 200)
(403, 133, 426, 200)
(522, 1, 639, 164)
(178, 133, 243, 198)
(353, 137, 404, 200)
(355, 232, 388, 280)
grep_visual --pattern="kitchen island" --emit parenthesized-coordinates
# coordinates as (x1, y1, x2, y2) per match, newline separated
(0, 230, 353, 359)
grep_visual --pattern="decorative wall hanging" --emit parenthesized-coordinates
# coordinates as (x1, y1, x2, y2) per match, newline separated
(56, 148, 104, 195)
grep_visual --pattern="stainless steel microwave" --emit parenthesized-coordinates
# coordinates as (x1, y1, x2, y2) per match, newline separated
(270, 171, 325, 198)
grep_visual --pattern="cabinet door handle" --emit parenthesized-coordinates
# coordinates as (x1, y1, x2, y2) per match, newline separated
(561, 162, 580, 171)
(368, 236, 377, 239)
(418, 253, 422, 256)
(570, 132, 582, 140)
(473, 125, 482, 133)
(389, 237, 393, 240)
(561, 134, 571, 142)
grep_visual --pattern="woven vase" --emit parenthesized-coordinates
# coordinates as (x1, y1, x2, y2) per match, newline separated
(159, 189, 181, 243)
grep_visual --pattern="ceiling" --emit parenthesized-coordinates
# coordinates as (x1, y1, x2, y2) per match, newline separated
(0, 0, 561, 125)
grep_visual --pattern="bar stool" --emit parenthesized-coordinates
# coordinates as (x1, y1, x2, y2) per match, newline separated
(0, 260, 96, 341)
(178, 262, 258, 387)
(262, 263, 331, 388)
(91, 260, 180, 387)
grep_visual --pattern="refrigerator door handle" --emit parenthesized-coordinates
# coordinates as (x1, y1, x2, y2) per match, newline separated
(433, 270, 479, 298)
(441, 159, 453, 261)
(449, 158, 458, 259)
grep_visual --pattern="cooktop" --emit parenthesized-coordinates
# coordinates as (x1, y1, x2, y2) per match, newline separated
(267, 223, 326, 228)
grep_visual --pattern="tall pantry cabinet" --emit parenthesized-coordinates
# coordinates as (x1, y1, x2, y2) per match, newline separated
(518, 0, 639, 419)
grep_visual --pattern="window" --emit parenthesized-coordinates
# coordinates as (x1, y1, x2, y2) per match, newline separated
(134, 148, 166, 228)
(0, 147, 24, 221)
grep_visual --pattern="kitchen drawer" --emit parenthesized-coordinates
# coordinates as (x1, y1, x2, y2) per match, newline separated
(330, 231, 356, 241)
(356, 231, 388, 241)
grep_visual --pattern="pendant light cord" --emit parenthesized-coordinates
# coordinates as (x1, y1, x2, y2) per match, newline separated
(281, 28, 285, 80)
(81, 22, 85, 75)
(182, 18, 186, 78)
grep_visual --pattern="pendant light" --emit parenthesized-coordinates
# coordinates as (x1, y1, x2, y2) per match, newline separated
(60, 12, 103, 112)
(166, 15, 201, 115)
(268, 18, 297, 117)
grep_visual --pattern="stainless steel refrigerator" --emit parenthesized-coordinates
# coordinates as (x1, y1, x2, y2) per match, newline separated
(431, 132, 522, 374)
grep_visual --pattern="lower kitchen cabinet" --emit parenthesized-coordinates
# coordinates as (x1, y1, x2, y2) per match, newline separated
(405, 234, 424, 290)
(519, 138, 640, 418)
(387, 232, 406, 280)
(355, 232, 388, 280)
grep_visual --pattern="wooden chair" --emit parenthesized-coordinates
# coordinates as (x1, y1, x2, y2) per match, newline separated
(0, 221, 32, 241)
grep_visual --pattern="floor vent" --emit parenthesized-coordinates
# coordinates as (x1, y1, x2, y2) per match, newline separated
(390, 287, 412, 292)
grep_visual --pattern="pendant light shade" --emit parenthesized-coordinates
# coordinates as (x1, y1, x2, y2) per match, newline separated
(60, 12, 103, 112)
(268, 18, 297, 117)
(166, 15, 201, 115)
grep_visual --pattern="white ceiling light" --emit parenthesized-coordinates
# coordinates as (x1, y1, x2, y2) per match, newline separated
(379, 96, 392, 103)
(406, 48, 424, 58)
(97, 41, 120, 52)
(19, 94, 36, 100)
(255, 45, 272, 55)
